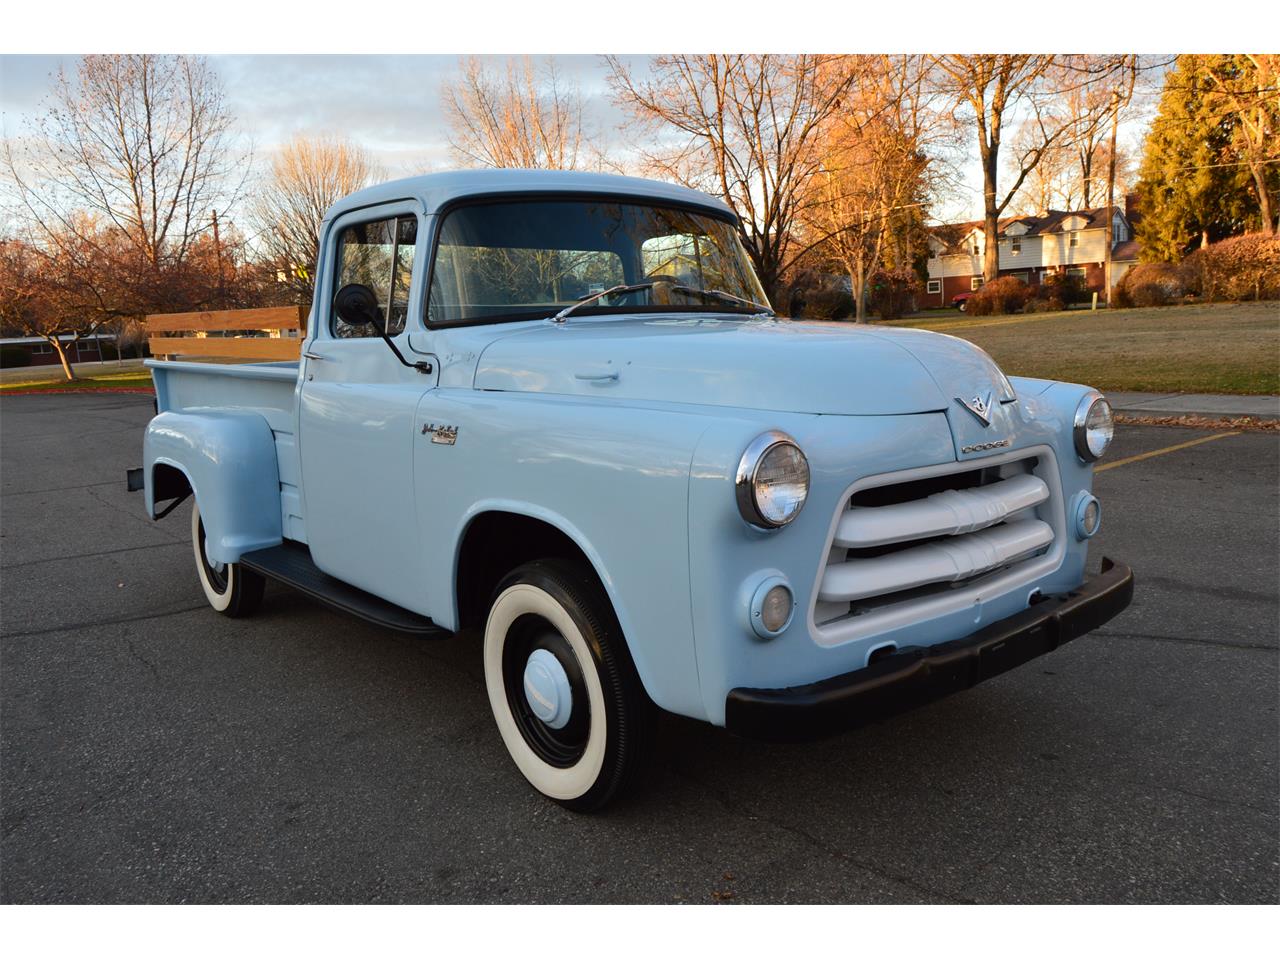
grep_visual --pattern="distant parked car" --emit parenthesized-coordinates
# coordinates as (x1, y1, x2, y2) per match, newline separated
(952, 291, 974, 311)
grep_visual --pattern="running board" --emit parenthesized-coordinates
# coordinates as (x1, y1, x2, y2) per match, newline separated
(239, 542, 449, 637)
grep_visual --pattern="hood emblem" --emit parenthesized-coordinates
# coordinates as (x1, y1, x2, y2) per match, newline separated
(955, 392, 994, 427)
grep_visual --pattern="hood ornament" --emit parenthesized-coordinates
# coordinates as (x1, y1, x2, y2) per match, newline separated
(955, 392, 994, 427)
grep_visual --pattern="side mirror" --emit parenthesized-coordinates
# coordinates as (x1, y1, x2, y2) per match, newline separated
(334, 283, 384, 330)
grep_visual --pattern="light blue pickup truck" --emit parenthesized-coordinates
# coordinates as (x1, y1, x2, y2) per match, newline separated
(133, 170, 1133, 810)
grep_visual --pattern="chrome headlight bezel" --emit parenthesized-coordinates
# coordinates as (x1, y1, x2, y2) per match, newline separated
(1073, 393, 1114, 463)
(735, 431, 810, 529)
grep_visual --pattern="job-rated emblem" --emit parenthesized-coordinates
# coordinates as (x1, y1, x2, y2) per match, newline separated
(955, 392, 993, 427)
(421, 423, 458, 445)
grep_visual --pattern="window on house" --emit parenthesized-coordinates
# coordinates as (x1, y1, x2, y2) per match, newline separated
(1011, 238, 1021, 255)
(971, 277, 984, 290)
(1009, 272, 1029, 284)
(971, 243, 979, 256)
(926, 279, 941, 294)
(30, 343, 49, 354)
(1066, 267, 1086, 280)
(1069, 232, 1079, 247)
(333, 215, 417, 338)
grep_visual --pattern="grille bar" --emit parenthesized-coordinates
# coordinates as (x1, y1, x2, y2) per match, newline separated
(833, 473, 1049, 549)
(819, 518, 1054, 603)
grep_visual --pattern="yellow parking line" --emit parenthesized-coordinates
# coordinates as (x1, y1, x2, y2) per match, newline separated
(1095, 431, 1241, 472)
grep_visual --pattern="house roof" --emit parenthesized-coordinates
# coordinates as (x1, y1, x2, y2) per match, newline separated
(930, 206, 1124, 255)
(1111, 239, 1141, 262)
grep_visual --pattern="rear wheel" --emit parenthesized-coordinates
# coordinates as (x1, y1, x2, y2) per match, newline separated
(191, 503, 264, 617)
(483, 559, 652, 812)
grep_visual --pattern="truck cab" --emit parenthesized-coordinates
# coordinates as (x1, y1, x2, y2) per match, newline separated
(137, 170, 1133, 811)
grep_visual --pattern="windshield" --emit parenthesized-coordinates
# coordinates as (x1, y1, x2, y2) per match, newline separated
(426, 198, 769, 325)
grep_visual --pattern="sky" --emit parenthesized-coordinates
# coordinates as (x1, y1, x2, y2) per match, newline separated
(0, 54, 631, 175)
(0, 53, 1155, 228)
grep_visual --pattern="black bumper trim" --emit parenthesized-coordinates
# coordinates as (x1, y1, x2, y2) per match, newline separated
(725, 557, 1134, 742)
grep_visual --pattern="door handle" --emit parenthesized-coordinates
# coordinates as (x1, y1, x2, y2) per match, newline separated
(303, 351, 328, 361)
(574, 370, 619, 383)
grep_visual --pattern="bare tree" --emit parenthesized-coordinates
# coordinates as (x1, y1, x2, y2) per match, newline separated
(805, 57, 940, 321)
(442, 57, 591, 170)
(3, 55, 246, 318)
(933, 55, 1114, 282)
(607, 54, 862, 303)
(1104, 56, 1141, 303)
(250, 136, 382, 303)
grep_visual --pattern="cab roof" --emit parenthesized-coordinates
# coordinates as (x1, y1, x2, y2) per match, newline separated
(324, 169, 736, 224)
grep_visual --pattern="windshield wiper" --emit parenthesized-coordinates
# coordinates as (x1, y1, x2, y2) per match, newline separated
(551, 282, 661, 323)
(550, 280, 775, 324)
(671, 285, 774, 316)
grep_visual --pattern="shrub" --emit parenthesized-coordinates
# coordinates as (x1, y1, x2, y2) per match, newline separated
(801, 285, 854, 320)
(1023, 295, 1066, 314)
(1180, 233, 1280, 302)
(966, 276, 1030, 316)
(1041, 271, 1086, 306)
(868, 268, 920, 321)
(0, 346, 33, 368)
(1115, 262, 1184, 308)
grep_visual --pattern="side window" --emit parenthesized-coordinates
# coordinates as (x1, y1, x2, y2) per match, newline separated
(333, 215, 416, 338)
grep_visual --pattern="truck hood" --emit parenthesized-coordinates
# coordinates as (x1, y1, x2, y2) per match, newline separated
(473, 315, 1014, 416)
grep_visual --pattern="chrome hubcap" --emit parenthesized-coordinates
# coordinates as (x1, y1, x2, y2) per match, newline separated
(522, 648, 573, 730)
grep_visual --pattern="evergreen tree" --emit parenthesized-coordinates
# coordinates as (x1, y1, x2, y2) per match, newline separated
(1136, 55, 1258, 261)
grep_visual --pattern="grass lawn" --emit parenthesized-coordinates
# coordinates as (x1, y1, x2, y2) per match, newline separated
(0, 369, 154, 393)
(894, 301, 1280, 395)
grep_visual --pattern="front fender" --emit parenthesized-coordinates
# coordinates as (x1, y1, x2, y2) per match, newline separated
(143, 410, 282, 564)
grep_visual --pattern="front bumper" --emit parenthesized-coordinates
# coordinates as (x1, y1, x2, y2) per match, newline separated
(725, 557, 1134, 742)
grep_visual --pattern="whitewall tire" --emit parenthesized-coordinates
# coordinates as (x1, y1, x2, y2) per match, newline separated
(483, 559, 652, 812)
(190, 503, 264, 617)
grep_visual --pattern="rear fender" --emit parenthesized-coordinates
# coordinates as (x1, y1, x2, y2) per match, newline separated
(143, 410, 282, 565)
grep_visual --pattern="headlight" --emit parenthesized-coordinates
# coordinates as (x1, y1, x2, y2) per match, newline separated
(736, 432, 810, 529)
(1073, 394, 1114, 462)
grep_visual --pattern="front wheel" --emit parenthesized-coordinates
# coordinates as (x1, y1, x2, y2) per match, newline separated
(483, 559, 653, 812)
(191, 502, 264, 617)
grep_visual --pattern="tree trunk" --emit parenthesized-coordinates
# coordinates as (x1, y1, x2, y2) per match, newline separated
(1248, 163, 1275, 235)
(851, 258, 868, 323)
(48, 338, 76, 381)
(982, 153, 1001, 283)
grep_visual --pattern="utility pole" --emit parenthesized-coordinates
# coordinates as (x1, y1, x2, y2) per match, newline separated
(1103, 89, 1119, 307)
(1103, 56, 1138, 308)
(211, 209, 225, 309)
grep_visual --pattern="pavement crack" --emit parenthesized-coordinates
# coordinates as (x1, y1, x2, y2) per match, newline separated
(1138, 576, 1278, 606)
(4, 603, 209, 639)
(1120, 779, 1277, 818)
(1, 540, 187, 570)
(124, 633, 161, 682)
(3, 479, 122, 496)
(82, 485, 185, 542)
(665, 761, 970, 903)
(1095, 630, 1276, 652)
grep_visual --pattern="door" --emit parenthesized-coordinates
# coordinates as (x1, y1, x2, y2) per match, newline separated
(298, 203, 439, 613)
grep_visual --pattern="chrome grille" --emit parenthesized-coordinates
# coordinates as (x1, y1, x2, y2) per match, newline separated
(812, 448, 1063, 641)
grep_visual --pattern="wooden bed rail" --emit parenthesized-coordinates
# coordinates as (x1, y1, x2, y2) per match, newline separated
(146, 306, 307, 361)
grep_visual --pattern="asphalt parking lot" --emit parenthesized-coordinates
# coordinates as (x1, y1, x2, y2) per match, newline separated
(1, 393, 1276, 904)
